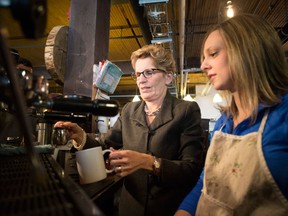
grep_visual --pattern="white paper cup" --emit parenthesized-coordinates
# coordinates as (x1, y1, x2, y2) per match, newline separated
(76, 147, 112, 184)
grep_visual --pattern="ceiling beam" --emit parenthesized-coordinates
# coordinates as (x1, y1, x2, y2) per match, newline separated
(129, 0, 152, 44)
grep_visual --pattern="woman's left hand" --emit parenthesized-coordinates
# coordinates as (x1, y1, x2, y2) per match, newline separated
(109, 149, 154, 177)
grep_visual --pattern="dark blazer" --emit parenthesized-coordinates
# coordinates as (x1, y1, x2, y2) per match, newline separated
(86, 92, 204, 216)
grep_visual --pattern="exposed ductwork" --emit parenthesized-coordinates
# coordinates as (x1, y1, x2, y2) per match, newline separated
(139, 1, 173, 49)
(138, 0, 185, 97)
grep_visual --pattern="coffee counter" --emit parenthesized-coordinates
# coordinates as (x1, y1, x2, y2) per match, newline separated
(60, 151, 123, 215)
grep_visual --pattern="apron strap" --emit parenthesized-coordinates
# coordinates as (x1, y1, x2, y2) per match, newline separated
(258, 109, 269, 133)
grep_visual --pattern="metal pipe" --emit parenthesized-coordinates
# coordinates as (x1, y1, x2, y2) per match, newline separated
(179, 0, 186, 98)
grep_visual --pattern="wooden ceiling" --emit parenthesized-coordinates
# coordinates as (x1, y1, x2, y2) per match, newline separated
(1, 0, 288, 106)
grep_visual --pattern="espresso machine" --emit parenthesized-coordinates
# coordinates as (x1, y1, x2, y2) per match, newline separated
(0, 1, 119, 215)
(0, 33, 119, 216)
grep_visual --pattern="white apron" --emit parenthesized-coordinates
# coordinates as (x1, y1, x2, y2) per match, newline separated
(196, 111, 288, 215)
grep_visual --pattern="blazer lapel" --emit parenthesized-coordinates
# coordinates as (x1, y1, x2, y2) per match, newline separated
(150, 92, 174, 130)
(130, 101, 147, 127)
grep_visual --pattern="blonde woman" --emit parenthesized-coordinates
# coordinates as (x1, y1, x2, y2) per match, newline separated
(176, 14, 288, 216)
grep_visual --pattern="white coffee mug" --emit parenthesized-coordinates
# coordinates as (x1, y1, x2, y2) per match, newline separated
(76, 146, 112, 184)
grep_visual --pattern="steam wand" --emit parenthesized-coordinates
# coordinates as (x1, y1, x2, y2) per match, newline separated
(0, 27, 47, 183)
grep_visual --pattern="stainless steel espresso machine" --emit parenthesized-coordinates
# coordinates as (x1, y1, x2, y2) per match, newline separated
(0, 1, 119, 215)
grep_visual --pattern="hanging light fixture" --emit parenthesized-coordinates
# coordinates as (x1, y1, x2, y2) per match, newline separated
(183, 83, 195, 101)
(132, 95, 141, 102)
(226, 1, 234, 18)
(213, 93, 223, 103)
(132, 85, 141, 102)
(183, 94, 195, 101)
(218, 0, 239, 22)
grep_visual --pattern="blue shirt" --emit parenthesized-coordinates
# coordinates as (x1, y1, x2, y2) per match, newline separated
(178, 94, 288, 215)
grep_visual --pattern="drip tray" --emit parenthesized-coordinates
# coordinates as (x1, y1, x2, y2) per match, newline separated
(0, 154, 103, 216)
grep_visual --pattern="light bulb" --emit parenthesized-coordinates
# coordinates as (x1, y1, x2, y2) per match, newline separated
(226, 1, 234, 18)
(227, 6, 234, 17)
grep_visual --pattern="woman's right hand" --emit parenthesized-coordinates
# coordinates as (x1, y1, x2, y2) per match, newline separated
(54, 121, 85, 147)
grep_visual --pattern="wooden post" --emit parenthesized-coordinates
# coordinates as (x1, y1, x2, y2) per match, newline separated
(65, 0, 111, 132)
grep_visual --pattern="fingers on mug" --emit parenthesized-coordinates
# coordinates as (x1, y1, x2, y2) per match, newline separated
(103, 149, 114, 173)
